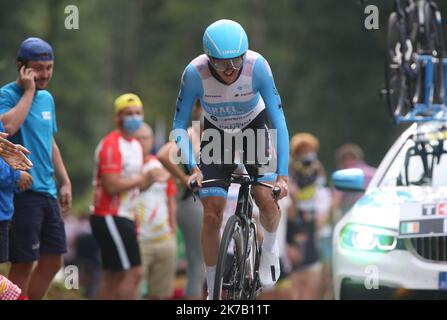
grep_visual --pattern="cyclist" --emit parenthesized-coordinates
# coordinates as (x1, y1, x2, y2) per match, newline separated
(172, 19, 289, 299)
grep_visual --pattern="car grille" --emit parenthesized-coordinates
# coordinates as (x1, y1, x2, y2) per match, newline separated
(408, 236, 447, 262)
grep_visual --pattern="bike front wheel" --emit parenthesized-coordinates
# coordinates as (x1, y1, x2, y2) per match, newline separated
(245, 222, 261, 300)
(213, 215, 244, 300)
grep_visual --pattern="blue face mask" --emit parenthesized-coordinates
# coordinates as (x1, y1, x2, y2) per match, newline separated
(122, 115, 143, 133)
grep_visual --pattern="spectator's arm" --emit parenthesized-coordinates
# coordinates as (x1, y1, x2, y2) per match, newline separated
(157, 141, 189, 186)
(101, 173, 144, 195)
(0, 89, 34, 136)
(52, 138, 70, 186)
(167, 196, 177, 234)
(166, 178, 177, 234)
(52, 138, 72, 212)
(287, 179, 298, 220)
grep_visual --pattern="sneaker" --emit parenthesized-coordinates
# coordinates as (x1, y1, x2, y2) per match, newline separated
(259, 243, 280, 288)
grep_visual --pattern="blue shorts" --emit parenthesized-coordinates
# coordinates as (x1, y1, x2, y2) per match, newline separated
(0, 220, 10, 263)
(9, 191, 67, 263)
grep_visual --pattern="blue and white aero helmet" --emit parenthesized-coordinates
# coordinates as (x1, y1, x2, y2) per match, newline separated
(203, 19, 248, 59)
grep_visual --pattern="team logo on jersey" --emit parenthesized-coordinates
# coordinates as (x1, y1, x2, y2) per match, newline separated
(235, 91, 253, 97)
(42, 111, 52, 120)
(208, 105, 244, 117)
(237, 84, 250, 91)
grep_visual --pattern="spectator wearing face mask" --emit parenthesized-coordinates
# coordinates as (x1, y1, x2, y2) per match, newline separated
(286, 133, 331, 300)
(90, 93, 164, 299)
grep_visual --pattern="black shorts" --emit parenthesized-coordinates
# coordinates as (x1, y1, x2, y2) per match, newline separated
(199, 110, 277, 198)
(90, 215, 141, 271)
(0, 221, 10, 263)
(9, 191, 67, 263)
(286, 214, 320, 270)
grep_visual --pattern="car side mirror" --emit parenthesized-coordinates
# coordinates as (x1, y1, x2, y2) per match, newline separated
(332, 168, 365, 192)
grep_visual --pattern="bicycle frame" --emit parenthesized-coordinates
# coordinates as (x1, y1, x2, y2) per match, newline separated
(201, 173, 273, 299)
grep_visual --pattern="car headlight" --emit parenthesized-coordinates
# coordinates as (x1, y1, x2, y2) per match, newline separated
(340, 224, 397, 252)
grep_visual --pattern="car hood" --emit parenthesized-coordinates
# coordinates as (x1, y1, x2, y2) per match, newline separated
(347, 186, 447, 230)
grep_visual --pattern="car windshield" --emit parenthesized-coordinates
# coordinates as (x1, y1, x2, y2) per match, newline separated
(380, 129, 447, 187)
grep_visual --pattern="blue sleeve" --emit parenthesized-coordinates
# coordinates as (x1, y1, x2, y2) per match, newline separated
(51, 94, 57, 134)
(0, 88, 15, 115)
(0, 121, 19, 188)
(13, 170, 20, 183)
(172, 64, 203, 171)
(252, 57, 289, 177)
(0, 160, 19, 188)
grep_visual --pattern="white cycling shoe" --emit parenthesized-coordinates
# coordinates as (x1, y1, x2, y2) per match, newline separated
(259, 243, 280, 288)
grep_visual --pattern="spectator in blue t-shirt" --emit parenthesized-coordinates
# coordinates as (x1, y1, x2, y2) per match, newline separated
(0, 120, 32, 300)
(0, 37, 72, 300)
(0, 120, 33, 262)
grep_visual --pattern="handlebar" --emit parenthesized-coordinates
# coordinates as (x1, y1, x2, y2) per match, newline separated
(272, 186, 281, 199)
(189, 175, 282, 200)
(190, 180, 199, 190)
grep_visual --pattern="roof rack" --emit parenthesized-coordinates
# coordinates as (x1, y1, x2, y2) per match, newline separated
(395, 57, 447, 124)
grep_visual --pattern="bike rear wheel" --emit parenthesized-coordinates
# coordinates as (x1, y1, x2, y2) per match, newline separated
(385, 12, 415, 122)
(423, 2, 445, 104)
(213, 215, 244, 300)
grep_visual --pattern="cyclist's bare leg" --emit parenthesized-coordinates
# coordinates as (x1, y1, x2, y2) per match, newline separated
(252, 183, 282, 287)
(200, 196, 226, 266)
(252, 184, 280, 232)
(200, 196, 226, 298)
(27, 254, 63, 299)
(8, 262, 34, 296)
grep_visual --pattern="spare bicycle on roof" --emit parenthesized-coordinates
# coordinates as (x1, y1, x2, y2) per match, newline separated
(383, 0, 446, 124)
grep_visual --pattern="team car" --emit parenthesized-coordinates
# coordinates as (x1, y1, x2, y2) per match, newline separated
(332, 121, 447, 299)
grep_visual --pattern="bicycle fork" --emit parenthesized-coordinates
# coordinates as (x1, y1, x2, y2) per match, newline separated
(234, 185, 257, 298)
